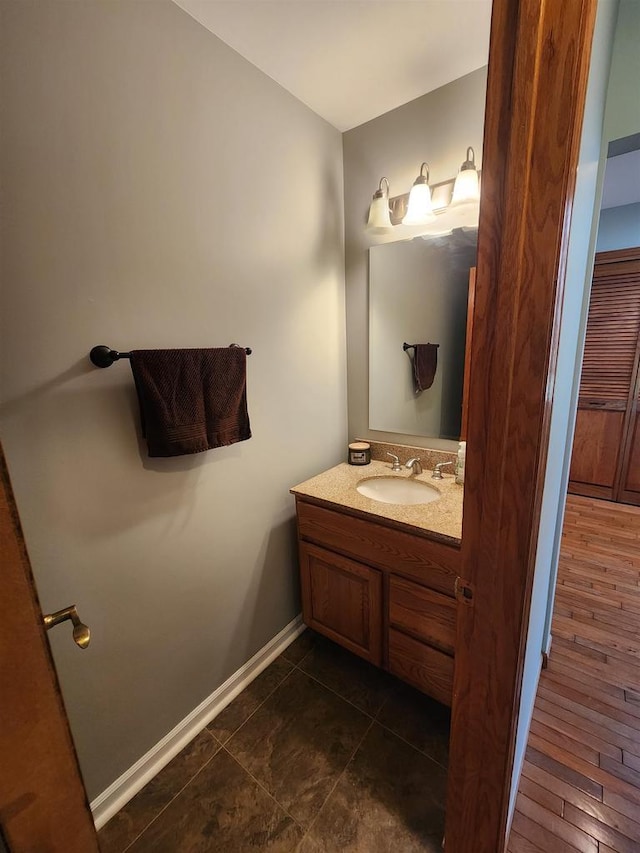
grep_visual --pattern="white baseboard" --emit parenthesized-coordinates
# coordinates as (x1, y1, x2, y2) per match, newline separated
(91, 614, 305, 830)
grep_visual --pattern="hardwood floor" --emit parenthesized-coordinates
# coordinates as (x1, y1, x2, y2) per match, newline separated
(508, 495, 640, 852)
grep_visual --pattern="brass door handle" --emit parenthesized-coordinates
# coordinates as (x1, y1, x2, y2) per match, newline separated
(43, 605, 91, 649)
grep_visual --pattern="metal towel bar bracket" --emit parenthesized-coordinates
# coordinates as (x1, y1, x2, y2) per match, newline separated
(89, 344, 252, 367)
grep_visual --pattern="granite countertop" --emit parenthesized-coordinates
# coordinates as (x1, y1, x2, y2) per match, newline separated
(290, 460, 463, 546)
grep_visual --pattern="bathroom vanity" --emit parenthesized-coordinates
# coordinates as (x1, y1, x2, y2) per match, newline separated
(291, 459, 463, 706)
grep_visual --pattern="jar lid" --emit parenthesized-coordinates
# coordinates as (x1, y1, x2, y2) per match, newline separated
(349, 441, 370, 450)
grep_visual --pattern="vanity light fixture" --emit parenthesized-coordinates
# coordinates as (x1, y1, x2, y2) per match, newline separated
(366, 177, 393, 230)
(402, 163, 436, 225)
(366, 146, 481, 241)
(450, 146, 480, 207)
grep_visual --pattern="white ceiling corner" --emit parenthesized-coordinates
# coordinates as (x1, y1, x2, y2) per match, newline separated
(172, 0, 492, 132)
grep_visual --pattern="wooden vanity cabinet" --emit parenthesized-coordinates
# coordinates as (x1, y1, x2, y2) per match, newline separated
(295, 498, 461, 706)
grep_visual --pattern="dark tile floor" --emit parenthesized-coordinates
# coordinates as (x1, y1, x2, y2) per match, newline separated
(98, 630, 450, 853)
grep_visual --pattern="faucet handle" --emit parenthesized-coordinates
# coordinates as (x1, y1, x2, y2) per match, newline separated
(387, 452, 402, 471)
(432, 461, 454, 479)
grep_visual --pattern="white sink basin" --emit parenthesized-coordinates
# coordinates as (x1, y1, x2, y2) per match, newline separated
(356, 476, 440, 505)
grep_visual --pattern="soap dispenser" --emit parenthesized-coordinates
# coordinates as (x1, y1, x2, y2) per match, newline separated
(456, 441, 466, 485)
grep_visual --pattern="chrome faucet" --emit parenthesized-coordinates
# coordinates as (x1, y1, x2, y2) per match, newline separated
(432, 461, 453, 479)
(387, 452, 402, 471)
(405, 457, 423, 475)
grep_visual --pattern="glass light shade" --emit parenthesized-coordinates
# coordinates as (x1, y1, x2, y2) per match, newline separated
(403, 182, 435, 225)
(451, 167, 480, 206)
(367, 185, 392, 230)
(450, 147, 480, 207)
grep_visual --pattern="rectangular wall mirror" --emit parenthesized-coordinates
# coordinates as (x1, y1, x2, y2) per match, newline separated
(369, 229, 477, 439)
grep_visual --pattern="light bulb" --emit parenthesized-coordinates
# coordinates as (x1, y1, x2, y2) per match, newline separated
(403, 163, 435, 225)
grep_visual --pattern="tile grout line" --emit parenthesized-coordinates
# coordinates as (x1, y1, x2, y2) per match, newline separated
(374, 693, 451, 772)
(273, 643, 450, 828)
(219, 744, 306, 835)
(119, 733, 222, 853)
(117, 651, 303, 851)
(297, 660, 451, 771)
(379, 718, 449, 772)
(296, 665, 377, 721)
(113, 637, 448, 851)
(210, 662, 297, 747)
(295, 716, 377, 852)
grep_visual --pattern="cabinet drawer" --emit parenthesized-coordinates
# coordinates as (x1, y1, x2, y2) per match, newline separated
(388, 628, 454, 706)
(299, 542, 382, 666)
(296, 499, 459, 596)
(389, 577, 456, 654)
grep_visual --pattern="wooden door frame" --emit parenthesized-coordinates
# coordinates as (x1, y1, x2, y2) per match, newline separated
(444, 0, 598, 850)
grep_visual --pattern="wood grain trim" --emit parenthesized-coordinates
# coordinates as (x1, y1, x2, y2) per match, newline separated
(445, 0, 598, 850)
(389, 576, 456, 655)
(576, 400, 627, 411)
(616, 490, 640, 507)
(568, 482, 615, 500)
(295, 499, 460, 596)
(388, 628, 454, 707)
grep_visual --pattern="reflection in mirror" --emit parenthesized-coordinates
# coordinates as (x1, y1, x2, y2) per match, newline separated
(369, 229, 477, 438)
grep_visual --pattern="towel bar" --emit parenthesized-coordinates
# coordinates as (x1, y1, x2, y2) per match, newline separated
(403, 342, 439, 353)
(90, 344, 252, 368)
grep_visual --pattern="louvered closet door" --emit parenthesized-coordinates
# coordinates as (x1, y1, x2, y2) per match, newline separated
(619, 344, 640, 505)
(569, 250, 640, 502)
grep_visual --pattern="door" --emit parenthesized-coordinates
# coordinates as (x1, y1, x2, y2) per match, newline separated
(569, 249, 640, 501)
(618, 379, 640, 505)
(618, 323, 640, 506)
(0, 449, 98, 852)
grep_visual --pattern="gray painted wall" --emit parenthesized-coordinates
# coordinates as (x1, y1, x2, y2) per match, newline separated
(343, 68, 487, 451)
(596, 202, 640, 251)
(603, 0, 640, 143)
(508, 0, 620, 822)
(0, 0, 346, 800)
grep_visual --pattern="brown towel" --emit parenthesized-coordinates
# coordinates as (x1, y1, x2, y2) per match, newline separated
(412, 344, 439, 392)
(129, 348, 251, 457)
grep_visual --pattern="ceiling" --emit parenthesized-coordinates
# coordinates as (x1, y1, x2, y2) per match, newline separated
(172, 1, 493, 132)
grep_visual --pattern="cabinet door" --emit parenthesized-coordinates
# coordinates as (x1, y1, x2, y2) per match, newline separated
(569, 407, 625, 497)
(299, 542, 382, 666)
